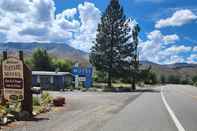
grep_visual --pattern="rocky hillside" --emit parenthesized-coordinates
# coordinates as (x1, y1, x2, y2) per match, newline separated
(140, 61, 197, 79)
(0, 42, 89, 63)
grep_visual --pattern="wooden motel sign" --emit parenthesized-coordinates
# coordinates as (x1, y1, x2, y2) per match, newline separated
(2, 57, 24, 101)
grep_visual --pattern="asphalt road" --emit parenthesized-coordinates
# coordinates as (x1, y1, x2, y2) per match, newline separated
(101, 85, 197, 131)
(2, 85, 197, 131)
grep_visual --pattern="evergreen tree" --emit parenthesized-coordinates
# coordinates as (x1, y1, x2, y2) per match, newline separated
(118, 18, 139, 91)
(90, 0, 131, 89)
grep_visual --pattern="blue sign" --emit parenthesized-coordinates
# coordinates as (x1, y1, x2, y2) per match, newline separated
(72, 66, 93, 88)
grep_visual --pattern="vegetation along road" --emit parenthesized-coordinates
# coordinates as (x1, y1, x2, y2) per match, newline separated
(2, 84, 197, 131)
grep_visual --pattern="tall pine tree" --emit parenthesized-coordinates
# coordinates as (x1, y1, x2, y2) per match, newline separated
(119, 18, 140, 91)
(90, 0, 131, 89)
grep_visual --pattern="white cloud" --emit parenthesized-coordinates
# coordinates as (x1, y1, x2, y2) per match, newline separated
(187, 54, 197, 63)
(69, 2, 101, 51)
(0, 0, 101, 52)
(193, 46, 197, 52)
(163, 34, 179, 44)
(0, 0, 30, 13)
(139, 30, 165, 63)
(139, 30, 193, 64)
(31, 0, 55, 22)
(166, 55, 185, 64)
(139, 30, 180, 63)
(155, 9, 197, 28)
(134, 0, 163, 3)
(57, 8, 77, 19)
(165, 45, 192, 54)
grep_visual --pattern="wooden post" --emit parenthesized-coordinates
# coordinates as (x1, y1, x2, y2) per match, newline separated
(0, 51, 7, 102)
(19, 50, 23, 61)
(0, 64, 2, 102)
(20, 51, 33, 115)
(3, 51, 7, 60)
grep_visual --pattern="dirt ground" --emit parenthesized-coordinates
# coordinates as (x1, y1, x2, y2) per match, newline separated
(1, 91, 141, 131)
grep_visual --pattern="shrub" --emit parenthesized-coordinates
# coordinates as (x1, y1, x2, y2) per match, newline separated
(41, 92, 53, 106)
(194, 82, 197, 87)
(192, 76, 197, 85)
(160, 75, 166, 84)
(167, 75, 181, 84)
(33, 96, 40, 106)
(0, 105, 7, 117)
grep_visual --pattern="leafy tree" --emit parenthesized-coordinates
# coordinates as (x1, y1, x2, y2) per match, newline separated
(93, 70, 107, 83)
(149, 72, 158, 84)
(53, 59, 73, 72)
(90, 0, 131, 89)
(31, 48, 54, 71)
(192, 75, 197, 84)
(160, 75, 166, 84)
(138, 66, 151, 83)
(167, 75, 181, 84)
(181, 76, 190, 84)
(24, 58, 33, 69)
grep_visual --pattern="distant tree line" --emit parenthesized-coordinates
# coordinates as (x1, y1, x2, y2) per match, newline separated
(25, 48, 73, 72)
(93, 65, 197, 87)
(160, 74, 197, 86)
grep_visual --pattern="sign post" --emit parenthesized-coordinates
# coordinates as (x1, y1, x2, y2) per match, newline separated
(72, 65, 93, 88)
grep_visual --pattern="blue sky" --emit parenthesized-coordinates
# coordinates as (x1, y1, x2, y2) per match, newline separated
(0, 0, 196, 64)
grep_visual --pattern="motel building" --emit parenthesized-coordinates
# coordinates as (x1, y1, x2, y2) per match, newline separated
(32, 71, 74, 90)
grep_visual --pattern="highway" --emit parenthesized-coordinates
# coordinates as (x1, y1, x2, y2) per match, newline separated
(101, 85, 197, 131)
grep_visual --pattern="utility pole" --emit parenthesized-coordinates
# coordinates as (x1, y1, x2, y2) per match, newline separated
(132, 23, 140, 91)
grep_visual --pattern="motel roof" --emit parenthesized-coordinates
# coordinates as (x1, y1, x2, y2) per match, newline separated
(32, 71, 72, 76)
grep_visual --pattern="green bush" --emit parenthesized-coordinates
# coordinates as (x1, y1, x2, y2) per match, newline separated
(33, 96, 40, 106)
(194, 82, 197, 87)
(167, 75, 181, 84)
(41, 92, 53, 106)
(160, 75, 166, 84)
(192, 76, 197, 85)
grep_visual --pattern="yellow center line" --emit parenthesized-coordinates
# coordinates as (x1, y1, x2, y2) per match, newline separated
(174, 88, 197, 101)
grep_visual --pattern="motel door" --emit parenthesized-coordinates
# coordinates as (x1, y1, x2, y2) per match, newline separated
(40, 76, 51, 89)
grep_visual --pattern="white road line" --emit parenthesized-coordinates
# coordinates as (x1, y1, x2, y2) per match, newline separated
(161, 87, 186, 131)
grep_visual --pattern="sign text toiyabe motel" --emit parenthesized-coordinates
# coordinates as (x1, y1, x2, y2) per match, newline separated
(2, 57, 24, 101)
(0, 51, 33, 114)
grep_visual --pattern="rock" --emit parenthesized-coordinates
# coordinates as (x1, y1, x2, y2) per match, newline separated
(0, 116, 8, 125)
(53, 97, 65, 106)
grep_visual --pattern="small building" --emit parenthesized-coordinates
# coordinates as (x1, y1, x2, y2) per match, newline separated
(32, 71, 73, 90)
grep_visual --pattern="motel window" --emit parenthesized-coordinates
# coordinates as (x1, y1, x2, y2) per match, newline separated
(50, 76, 54, 84)
(63, 76, 65, 82)
(37, 76, 40, 83)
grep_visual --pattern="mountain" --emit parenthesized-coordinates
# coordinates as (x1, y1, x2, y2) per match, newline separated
(140, 61, 197, 79)
(0, 42, 196, 79)
(0, 42, 89, 63)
